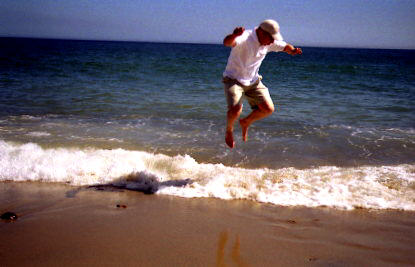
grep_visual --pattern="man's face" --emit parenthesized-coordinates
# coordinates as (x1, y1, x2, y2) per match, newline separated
(257, 28, 274, 46)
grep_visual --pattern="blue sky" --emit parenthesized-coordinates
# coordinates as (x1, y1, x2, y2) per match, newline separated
(1, 0, 414, 49)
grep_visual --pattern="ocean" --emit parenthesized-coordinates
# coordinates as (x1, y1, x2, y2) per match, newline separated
(1, 37, 414, 210)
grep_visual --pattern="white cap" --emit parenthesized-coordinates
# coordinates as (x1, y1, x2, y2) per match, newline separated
(259, 19, 283, 41)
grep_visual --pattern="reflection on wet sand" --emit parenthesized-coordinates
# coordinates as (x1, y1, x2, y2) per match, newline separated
(216, 230, 248, 267)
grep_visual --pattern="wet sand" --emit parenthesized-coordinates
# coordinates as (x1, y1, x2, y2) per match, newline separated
(1, 182, 414, 266)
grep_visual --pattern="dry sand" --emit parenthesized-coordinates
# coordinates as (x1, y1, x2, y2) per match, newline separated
(1, 182, 414, 266)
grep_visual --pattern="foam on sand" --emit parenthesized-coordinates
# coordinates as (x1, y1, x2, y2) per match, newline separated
(1, 140, 414, 210)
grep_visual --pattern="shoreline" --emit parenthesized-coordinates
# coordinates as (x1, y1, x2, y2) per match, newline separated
(1, 181, 415, 266)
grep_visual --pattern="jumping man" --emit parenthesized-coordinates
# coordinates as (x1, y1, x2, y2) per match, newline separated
(222, 19, 302, 148)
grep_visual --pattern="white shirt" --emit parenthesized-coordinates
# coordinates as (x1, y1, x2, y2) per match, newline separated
(223, 29, 287, 86)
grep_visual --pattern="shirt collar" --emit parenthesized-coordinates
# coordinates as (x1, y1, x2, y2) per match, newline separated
(253, 27, 260, 46)
(253, 27, 275, 47)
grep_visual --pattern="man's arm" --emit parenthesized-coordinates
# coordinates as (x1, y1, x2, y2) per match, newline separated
(283, 43, 302, 55)
(223, 27, 245, 47)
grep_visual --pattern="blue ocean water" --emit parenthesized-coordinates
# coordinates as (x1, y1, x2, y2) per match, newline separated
(1, 37, 415, 210)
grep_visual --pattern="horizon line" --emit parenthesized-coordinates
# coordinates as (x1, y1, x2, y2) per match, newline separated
(1, 35, 414, 51)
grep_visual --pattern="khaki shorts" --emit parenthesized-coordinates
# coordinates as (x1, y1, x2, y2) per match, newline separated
(223, 76, 273, 110)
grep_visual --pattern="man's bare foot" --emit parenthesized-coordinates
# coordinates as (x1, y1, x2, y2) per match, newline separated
(239, 119, 249, 142)
(225, 130, 235, 148)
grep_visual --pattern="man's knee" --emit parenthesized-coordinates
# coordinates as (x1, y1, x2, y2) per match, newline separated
(227, 104, 242, 117)
(259, 102, 274, 115)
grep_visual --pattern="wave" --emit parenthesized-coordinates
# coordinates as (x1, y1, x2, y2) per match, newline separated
(1, 140, 414, 211)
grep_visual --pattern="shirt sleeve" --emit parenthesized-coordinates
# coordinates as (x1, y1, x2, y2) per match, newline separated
(269, 40, 287, 52)
(234, 30, 250, 46)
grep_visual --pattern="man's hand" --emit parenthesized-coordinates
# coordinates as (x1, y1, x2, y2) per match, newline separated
(232, 27, 245, 36)
(283, 44, 302, 55)
(291, 47, 302, 55)
(223, 27, 245, 47)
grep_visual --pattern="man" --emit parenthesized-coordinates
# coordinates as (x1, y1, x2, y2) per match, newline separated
(223, 19, 302, 148)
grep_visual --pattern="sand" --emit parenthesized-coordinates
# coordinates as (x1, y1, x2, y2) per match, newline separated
(1, 182, 414, 266)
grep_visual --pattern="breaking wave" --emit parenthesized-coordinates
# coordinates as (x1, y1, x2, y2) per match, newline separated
(1, 140, 414, 210)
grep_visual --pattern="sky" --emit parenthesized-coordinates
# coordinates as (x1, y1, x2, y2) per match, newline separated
(1, 0, 414, 49)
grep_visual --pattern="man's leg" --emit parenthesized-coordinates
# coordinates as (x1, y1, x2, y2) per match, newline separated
(239, 98, 274, 142)
(223, 78, 244, 148)
(226, 104, 243, 148)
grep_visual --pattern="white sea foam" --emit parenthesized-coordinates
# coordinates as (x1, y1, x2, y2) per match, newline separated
(66, 135, 124, 143)
(26, 131, 51, 137)
(1, 140, 414, 210)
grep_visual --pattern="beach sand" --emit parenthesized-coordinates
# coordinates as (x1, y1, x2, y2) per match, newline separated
(1, 182, 414, 266)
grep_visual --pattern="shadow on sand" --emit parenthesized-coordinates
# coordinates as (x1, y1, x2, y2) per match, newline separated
(65, 171, 193, 198)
